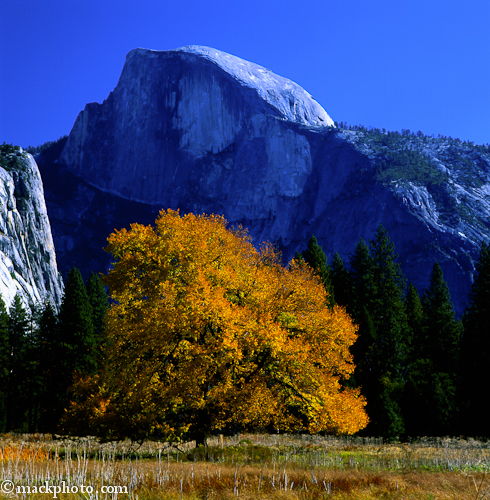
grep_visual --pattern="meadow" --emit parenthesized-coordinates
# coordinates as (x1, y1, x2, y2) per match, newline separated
(1, 433, 489, 499)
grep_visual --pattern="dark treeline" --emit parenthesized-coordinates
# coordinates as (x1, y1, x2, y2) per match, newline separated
(298, 227, 490, 439)
(0, 227, 488, 438)
(25, 135, 68, 157)
(0, 269, 108, 433)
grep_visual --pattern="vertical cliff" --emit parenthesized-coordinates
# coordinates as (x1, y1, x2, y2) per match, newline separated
(60, 46, 334, 205)
(0, 145, 63, 308)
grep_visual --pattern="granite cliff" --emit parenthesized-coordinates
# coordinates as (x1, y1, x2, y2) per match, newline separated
(37, 46, 490, 315)
(60, 46, 333, 205)
(0, 145, 63, 308)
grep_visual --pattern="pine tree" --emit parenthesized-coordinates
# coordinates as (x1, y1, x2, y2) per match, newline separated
(36, 301, 63, 431)
(369, 225, 408, 376)
(461, 242, 490, 436)
(331, 251, 350, 307)
(348, 239, 376, 384)
(371, 226, 406, 295)
(301, 235, 335, 306)
(420, 262, 462, 435)
(368, 225, 408, 437)
(405, 282, 424, 349)
(6, 295, 31, 431)
(422, 263, 461, 375)
(86, 272, 108, 336)
(0, 297, 9, 432)
(53, 268, 98, 429)
(58, 268, 97, 377)
(349, 238, 376, 319)
(24, 302, 45, 432)
(403, 282, 430, 437)
(348, 226, 408, 438)
(348, 238, 379, 431)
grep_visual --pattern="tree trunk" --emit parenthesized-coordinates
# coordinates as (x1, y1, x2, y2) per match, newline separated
(194, 430, 207, 447)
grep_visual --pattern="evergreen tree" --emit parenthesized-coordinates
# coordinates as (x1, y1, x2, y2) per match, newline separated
(404, 282, 424, 348)
(53, 268, 98, 426)
(36, 301, 63, 431)
(301, 235, 335, 306)
(349, 238, 376, 319)
(403, 282, 431, 437)
(422, 263, 461, 375)
(369, 226, 408, 375)
(348, 226, 408, 438)
(6, 295, 31, 431)
(86, 272, 109, 340)
(368, 225, 408, 437)
(86, 272, 109, 367)
(58, 268, 97, 378)
(370, 226, 406, 297)
(348, 238, 378, 430)
(402, 283, 438, 437)
(0, 297, 9, 432)
(349, 305, 376, 390)
(403, 356, 434, 437)
(461, 242, 490, 436)
(348, 239, 376, 389)
(331, 251, 351, 307)
(24, 302, 45, 432)
(420, 263, 462, 435)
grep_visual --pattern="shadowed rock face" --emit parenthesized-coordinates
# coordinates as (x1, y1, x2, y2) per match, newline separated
(40, 46, 490, 316)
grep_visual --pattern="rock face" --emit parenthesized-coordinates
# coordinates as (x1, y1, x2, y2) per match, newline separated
(60, 46, 333, 205)
(0, 146, 63, 308)
(39, 46, 490, 316)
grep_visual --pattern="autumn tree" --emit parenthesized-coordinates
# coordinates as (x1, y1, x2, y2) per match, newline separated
(63, 210, 368, 444)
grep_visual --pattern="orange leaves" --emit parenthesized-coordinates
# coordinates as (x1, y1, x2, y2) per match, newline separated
(66, 209, 368, 442)
(0, 444, 48, 462)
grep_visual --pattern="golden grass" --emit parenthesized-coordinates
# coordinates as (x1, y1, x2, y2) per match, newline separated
(0, 444, 48, 462)
(0, 434, 489, 500)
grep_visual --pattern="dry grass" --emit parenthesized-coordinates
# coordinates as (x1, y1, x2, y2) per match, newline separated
(0, 433, 489, 499)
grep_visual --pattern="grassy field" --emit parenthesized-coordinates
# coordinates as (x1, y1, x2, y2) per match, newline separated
(1, 433, 489, 499)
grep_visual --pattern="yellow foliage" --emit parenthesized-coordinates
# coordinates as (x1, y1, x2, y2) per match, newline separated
(64, 210, 368, 441)
(0, 444, 48, 462)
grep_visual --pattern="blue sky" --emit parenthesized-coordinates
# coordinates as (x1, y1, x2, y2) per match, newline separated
(1, 0, 489, 148)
